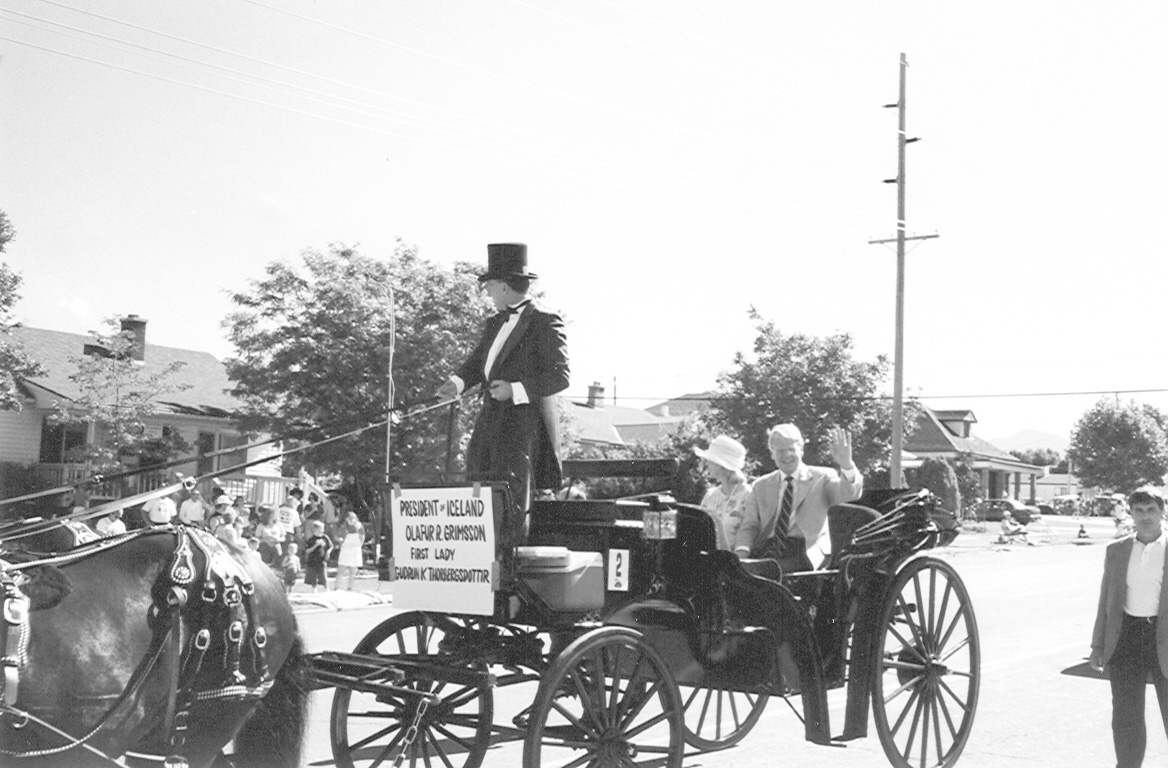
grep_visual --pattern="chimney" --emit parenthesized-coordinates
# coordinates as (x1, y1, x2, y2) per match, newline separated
(120, 314, 147, 361)
(587, 381, 605, 409)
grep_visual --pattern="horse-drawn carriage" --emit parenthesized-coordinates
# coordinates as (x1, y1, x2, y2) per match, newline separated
(0, 448, 978, 768)
(309, 458, 981, 768)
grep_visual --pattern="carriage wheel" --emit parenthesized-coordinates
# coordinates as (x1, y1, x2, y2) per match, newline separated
(330, 611, 493, 768)
(872, 558, 980, 768)
(522, 626, 684, 768)
(679, 676, 768, 750)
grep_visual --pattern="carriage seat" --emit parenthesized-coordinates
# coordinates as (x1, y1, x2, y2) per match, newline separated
(515, 546, 604, 613)
(823, 503, 881, 569)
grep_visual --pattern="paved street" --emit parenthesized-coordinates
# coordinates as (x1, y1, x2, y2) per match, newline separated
(293, 514, 1161, 767)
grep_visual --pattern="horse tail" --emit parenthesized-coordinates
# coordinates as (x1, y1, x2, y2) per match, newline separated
(233, 630, 311, 768)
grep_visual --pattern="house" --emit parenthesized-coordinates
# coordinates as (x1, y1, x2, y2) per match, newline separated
(565, 382, 684, 448)
(905, 408, 1046, 501)
(645, 391, 715, 419)
(0, 316, 288, 505)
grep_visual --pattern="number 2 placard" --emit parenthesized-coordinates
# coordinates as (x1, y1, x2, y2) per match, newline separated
(607, 548, 630, 591)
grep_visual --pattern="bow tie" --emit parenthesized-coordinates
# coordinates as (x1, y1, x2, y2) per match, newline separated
(497, 301, 529, 320)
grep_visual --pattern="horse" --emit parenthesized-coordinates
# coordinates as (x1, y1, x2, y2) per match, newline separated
(0, 512, 310, 768)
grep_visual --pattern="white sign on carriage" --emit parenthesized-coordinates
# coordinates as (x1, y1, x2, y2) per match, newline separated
(389, 486, 496, 615)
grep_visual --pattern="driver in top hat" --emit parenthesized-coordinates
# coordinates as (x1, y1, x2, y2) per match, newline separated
(436, 243, 570, 519)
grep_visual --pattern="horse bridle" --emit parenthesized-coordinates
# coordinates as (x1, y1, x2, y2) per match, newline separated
(0, 526, 272, 768)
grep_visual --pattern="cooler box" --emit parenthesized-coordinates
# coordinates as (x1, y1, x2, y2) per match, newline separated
(516, 546, 604, 612)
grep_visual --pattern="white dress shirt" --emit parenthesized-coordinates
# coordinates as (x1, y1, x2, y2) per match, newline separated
(451, 303, 530, 404)
(1125, 530, 1166, 617)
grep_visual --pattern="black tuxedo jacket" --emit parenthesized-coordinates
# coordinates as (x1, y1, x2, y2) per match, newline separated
(456, 303, 569, 490)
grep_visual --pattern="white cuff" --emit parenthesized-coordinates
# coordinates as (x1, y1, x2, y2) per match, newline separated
(450, 376, 465, 395)
(511, 382, 530, 404)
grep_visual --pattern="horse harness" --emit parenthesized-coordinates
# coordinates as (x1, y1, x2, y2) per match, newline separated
(0, 525, 275, 768)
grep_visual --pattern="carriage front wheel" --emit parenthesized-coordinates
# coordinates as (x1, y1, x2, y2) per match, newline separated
(522, 625, 685, 768)
(329, 611, 494, 768)
(872, 557, 980, 768)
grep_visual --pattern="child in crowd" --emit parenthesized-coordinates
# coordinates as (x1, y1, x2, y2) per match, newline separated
(303, 519, 333, 592)
(95, 508, 127, 537)
(216, 509, 239, 546)
(280, 542, 301, 593)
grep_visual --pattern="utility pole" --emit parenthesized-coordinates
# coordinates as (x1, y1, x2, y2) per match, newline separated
(869, 53, 937, 487)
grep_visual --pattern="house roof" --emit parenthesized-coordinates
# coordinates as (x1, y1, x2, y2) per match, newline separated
(906, 407, 1039, 469)
(645, 391, 714, 418)
(9, 325, 242, 417)
(565, 398, 683, 446)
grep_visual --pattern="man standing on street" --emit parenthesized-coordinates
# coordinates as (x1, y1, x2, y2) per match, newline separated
(733, 424, 863, 573)
(1090, 487, 1168, 768)
(436, 243, 569, 525)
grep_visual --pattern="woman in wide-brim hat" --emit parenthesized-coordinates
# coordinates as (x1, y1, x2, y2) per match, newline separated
(694, 434, 749, 551)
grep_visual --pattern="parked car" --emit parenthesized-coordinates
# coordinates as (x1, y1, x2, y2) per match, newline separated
(973, 498, 1042, 526)
(1052, 495, 1080, 516)
(1030, 501, 1055, 517)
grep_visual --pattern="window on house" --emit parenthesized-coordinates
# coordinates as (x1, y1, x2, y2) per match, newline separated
(196, 431, 216, 477)
(217, 433, 248, 475)
(39, 419, 88, 463)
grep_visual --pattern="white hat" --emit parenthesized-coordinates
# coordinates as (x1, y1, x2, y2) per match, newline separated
(693, 435, 747, 472)
(215, 496, 232, 506)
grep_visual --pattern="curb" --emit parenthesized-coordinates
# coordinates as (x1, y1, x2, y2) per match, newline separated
(289, 588, 394, 612)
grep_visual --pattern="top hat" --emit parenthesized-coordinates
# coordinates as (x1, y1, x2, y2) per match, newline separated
(479, 243, 538, 283)
(693, 434, 747, 472)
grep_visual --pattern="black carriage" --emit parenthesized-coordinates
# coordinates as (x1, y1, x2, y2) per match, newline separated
(309, 459, 980, 768)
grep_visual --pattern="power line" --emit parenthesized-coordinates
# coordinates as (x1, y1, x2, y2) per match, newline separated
(566, 387, 1168, 405)
(0, 34, 824, 218)
(3, 1, 892, 228)
(241, 0, 837, 169)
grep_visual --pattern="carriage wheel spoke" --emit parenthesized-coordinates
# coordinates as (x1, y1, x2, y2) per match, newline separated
(896, 594, 928, 656)
(619, 676, 663, 732)
(887, 622, 929, 666)
(349, 720, 403, 752)
(936, 678, 971, 714)
(425, 728, 456, 768)
(432, 721, 476, 750)
(624, 708, 672, 740)
(937, 618, 969, 659)
(901, 684, 926, 762)
(607, 644, 624, 724)
(550, 696, 602, 740)
(933, 682, 959, 739)
(888, 679, 923, 734)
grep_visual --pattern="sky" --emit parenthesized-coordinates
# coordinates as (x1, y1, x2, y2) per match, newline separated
(2, 1, 1167, 450)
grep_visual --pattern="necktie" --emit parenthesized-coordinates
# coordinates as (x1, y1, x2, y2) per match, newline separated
(776, 474, 795, 542)
(496, 301, 529, 320)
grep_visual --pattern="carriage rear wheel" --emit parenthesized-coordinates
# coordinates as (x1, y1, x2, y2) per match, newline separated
(330, 611, 493, 768)
(679, 675, 768, 750)
(522, 626, 684, 768)
(872, 557, 980, 768)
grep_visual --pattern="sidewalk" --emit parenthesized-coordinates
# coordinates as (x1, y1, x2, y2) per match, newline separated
(286, 568, 395, 612)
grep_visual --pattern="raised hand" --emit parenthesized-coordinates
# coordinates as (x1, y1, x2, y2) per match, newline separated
(828, 427, 855, 471)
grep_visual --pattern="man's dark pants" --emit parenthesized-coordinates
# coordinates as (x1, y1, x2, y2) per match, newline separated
(466, 399, 541, 545)
(1109, 614, 1168, 767)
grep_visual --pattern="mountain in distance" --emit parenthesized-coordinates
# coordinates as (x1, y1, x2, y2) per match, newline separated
(987, 429, 1068, 454)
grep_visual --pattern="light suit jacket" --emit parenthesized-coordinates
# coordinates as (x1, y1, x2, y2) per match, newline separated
(1091, 534, 1168, 675)
(733, 463, 864, 566)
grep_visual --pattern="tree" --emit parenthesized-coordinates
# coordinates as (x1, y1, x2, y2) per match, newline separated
(709, 310, 917, 478)
(908, 457, 960, 515)
(1067, 398, 1168, 492)
(223, 242, 491, 498)
(566, 412, 719, 503)
(1009, 448, 1062, 467)
(51, 319, 191, 476)
(951, 454, 983, 512)
(0, 209, 45, 410)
